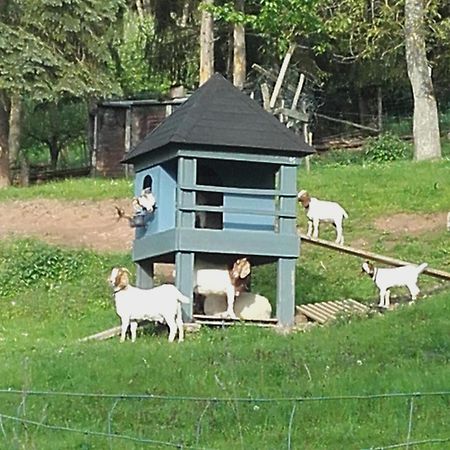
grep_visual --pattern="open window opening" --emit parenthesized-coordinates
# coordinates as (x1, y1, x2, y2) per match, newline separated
(195, 162, 223, 229)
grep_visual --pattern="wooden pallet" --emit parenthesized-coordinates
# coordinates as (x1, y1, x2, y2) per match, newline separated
(296, 299, 369, 325)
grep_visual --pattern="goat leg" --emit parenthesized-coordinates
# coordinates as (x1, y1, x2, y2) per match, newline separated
(130, 321, 138, 342)
(120, 318, 130, 342)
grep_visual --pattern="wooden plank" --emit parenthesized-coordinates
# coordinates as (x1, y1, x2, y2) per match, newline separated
(193, 314, 278, 324)
(261, 83, 271, 111)
(291, 73, 305, 109)
(344, 299, 370, 312)
(322, 301, 346, 314)
(314, 112, 379, 133)
(299, 234, 450, 281)
(296, 304, 328, 324)
(310, 302, 338, 319)
(323, 300, 349, 311)
(79, 326, 121, 342)
(252, 64, 298, 95)
(269, 43, 296, 109)
(273, 107, 308, 122)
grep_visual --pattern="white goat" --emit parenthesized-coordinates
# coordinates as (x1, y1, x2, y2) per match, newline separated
(108, 267, 188, 342)
(204, 292, 272, 320)
(298, 190, 348, 245)
(361, 261, 428, 309)
(132, 187, 156, 213)
(194, 258, 251, 319)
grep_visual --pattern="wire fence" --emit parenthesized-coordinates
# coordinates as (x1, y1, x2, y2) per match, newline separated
(0, 389, 448, 449)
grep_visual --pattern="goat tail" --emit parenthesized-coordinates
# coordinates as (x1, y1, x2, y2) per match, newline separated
(342, 208, 349, 219)
(416, 262, 428, 274)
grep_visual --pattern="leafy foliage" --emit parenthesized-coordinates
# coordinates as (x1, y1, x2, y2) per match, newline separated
(0, 239, 103, 298)
(22, 99, 88, 168)
(363, 133, 411, 163)
(0, 0, 125, 100)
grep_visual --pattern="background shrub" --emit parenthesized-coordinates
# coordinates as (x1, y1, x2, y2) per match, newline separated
(363, 133, 412, 163)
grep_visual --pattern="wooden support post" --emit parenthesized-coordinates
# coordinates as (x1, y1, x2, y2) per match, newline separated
(136, 259, 154, 289)
(261, 83, 271, 111)
(292, 73, 305, 109)
(277, 258, 296, 327)
(175, 252, 194, 321)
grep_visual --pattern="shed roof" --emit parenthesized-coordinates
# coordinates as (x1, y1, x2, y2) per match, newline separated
(123, 73, 314, 163)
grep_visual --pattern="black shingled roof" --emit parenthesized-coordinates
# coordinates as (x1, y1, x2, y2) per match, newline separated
(123, 73, 314, 163)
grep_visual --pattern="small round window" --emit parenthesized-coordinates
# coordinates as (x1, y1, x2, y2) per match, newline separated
(143, 175, 153, 190)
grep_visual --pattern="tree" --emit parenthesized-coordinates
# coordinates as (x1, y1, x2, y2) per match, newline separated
(405, 0, 441, 160)
(233, 0, 246, 89)
(22, 100, 87, 170)
(0, 0, 124, 187)
(200, 0, 215, 85)
(213, 0, 448, 159)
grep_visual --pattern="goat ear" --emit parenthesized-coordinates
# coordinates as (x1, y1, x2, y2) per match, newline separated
(239, 260, 251, 279)
(116, 268, 129, 289)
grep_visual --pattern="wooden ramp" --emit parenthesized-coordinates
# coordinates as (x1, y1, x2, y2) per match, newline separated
(296, 299, 370, 325)
(299, 234, 450, 282)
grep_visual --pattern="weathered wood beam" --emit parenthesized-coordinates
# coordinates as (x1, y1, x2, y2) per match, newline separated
(269, 43, 296, 109)
(79, 326, 121, 342)
(292, 73, 305, 110)
(252, 64, 298, 95)
(273, 107, 308, 122)
(260, 83, 271, 111)
(314, 112, 379, 133)
(299, 234, 450, 281)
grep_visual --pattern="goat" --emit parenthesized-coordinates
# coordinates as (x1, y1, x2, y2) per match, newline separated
(115, 188, 157, 227)
(194, 258, 251, 318)
(132, 187, 156, 214)
(204, 292, 272, 320)
(108, 267, 188, 342)
(361, 261, 428, 309)
(298, 190, 348, 245)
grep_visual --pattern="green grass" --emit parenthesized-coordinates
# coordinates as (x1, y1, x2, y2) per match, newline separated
(0, 159, 449, 449)
(0, 177, 133, 201)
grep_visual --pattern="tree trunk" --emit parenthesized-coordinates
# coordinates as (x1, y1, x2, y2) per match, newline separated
(0, 92, 10, 188)
(49, 136, 60, 170)
(200, 0, 214, 85)
(405, 0, 441, 161)
(377, 86, 383, 132)
(233, 0, 246, 90)
(8, 93, 22, 166)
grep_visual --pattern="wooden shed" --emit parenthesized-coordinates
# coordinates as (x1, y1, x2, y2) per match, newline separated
(91, 97, 186, 177)
(122, 73, 314, 326)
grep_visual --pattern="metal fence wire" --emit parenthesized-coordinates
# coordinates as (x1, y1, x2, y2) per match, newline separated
(0, 389, 448, 449)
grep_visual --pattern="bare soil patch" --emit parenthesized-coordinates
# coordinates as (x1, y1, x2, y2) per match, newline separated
(0, 199, 133, 252)
(374, 212, 447, 235)
(0, 201, 446, 254)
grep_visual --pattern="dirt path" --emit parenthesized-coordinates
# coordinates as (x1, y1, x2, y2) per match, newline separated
(0, 199, 133, 252)
(0, 199, 446, 253)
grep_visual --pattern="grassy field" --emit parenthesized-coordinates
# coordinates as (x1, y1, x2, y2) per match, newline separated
(0, 155, 449, 449)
